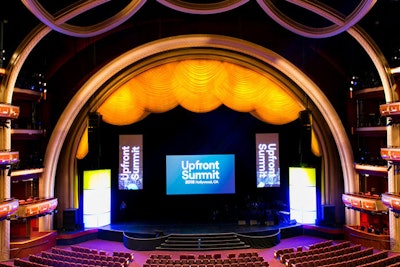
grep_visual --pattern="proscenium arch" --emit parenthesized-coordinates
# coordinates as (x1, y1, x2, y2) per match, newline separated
(43, 34, 355, 227)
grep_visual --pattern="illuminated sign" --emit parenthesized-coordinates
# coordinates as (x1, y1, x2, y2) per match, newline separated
(256, 133, 280, 187)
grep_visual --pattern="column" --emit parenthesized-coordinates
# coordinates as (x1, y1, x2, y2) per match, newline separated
(0, 172, 10, 260)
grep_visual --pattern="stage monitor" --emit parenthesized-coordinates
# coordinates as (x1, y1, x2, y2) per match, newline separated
(166, 154, 235, 195)
(118, 134, 143, 190)
(256, 133, 280, 188)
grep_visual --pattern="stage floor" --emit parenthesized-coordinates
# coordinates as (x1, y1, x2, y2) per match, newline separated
(99, 220, 297, 235)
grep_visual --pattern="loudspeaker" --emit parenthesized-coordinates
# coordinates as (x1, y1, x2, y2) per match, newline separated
(63, 208, 78, 231)
(88, 112, 102, 132)
(88, 112, 102, 168)
(319, 205, 335, 226)
(298, 110, 312, 164)
(322, 205, 335, 221)
(299, 110, 311, 128)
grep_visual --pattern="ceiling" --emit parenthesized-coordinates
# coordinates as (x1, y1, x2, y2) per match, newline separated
(1, 1, 400, 121)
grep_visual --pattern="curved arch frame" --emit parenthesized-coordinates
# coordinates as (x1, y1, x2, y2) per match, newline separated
(43, 34, 355, 222)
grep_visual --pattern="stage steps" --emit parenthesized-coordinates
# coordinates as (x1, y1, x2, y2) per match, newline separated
(156, 233, 250, 251)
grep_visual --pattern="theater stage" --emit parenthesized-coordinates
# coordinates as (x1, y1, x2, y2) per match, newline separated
(57, 220, 343, 251)
(56, 220, 302, 251)
(99, 220, 298, 236)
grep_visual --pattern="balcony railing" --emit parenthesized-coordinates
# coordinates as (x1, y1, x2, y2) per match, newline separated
(381, 193, 400, 214)
(0, 198, 19, 220)
(342, 193, 388, 214)
(16, 198, 58, 219)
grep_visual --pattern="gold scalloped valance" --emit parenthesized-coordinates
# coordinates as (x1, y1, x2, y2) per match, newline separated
(97, 59, 303, 125)
(76, 59, 315, 159)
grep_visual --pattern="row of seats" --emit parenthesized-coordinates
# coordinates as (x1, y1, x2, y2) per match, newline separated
(144, 252, 268, 267)
(275, 239, 400, 267)
(14, 258, 49, 267)
(146, 256, 265, 265)
(306, 240, 333, 250)
(112, 252, 134, 262)
(289, 248, 400, 267)
(9, 246, 134, 267)
(326, 250, 388, 267)
(280, 241, 352, 264)
(273, 247, 297, 259)
(39, 251, 126, 267)
(306, 250, 388, 267)
(274, 242, 336, 260)
(143, 261, 268, 267)
(29, 254, 117, 267)
(50, 248, 132, 266)
(70, 245, 134, 262)
(70, 246, 107, 255)
(149, 252, 259, 261)
(291, 247, 375, 267)
(357, 254, 400, 267)
(285, 244, 362, 266)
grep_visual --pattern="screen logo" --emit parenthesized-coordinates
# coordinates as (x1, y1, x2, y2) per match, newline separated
(166, 154, 235, 195)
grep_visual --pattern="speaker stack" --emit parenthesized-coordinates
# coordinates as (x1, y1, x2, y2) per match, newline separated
(298, 110, 312, 165)
(88, 112, 102, 169)
(63, 208, 78, 231)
